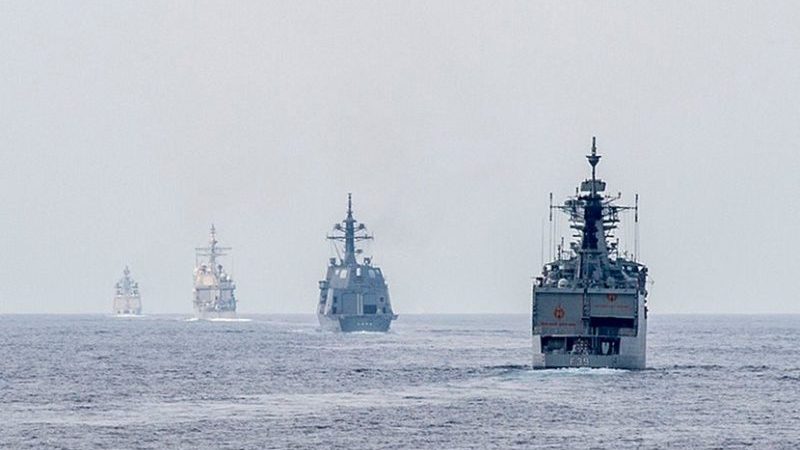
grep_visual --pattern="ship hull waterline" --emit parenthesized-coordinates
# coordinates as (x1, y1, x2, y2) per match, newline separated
(194, 309, 237, 320)
(531, 353, 644, 370)
(317, 313, 396, 332)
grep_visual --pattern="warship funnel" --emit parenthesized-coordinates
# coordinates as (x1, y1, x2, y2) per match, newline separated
(113, 266, 142, 315)
(193, 225, 237, 319)
(532, 138, 649, 369)
(317, 194, 397, 332)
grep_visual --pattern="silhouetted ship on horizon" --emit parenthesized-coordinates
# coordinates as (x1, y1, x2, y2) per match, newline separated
(113, 266, 142, 316)
(193, 225, 237, 319)
(317, 194, 397, 332)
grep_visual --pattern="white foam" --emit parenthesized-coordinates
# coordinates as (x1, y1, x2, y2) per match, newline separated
(206, 317, 252, 323)
(534, 367, 630, 376)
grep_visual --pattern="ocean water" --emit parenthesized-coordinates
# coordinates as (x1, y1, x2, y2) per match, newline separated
(1, 314, 798, 449)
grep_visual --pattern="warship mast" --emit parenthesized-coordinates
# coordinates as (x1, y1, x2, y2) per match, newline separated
(196, 224, 230, 271)
(328, 193, 372, 267)
(578, 137, 607, 281)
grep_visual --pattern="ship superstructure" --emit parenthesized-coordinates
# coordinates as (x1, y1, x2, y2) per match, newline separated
(317, 194, 397, 332)
(113, 266, 142, 315)
(193, 225, 237, 319)
(532, 138, 649, 369)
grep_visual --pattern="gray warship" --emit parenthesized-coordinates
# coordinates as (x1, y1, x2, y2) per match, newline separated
(113, 266, 142, 315)
(193, 225, 237, 319)
(532, 138, 649, 369)
(317, 194, 397, 332)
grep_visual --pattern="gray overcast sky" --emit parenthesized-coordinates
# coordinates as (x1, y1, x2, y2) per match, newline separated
(1, 1, 798, 314)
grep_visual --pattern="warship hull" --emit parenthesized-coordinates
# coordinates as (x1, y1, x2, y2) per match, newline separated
(193, 226, 237, 320)
(531, 139, 649, 370)
(113, 303, 142, 316)
(532, 291, 647, 370)
(532, 353, 644, 370)
(317, 195, 397, 333)
(317, 314, 396, 332)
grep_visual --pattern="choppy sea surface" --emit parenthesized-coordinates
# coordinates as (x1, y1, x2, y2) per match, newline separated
(1, 314, 798, 449)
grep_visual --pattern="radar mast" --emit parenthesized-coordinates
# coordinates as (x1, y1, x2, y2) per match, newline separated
(328, 193, 373, 266)
(195, 224, 231, 271)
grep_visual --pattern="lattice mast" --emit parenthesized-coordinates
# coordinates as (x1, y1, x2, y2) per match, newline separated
(195, 224, 231, 274)
(549, 137, 639, 280)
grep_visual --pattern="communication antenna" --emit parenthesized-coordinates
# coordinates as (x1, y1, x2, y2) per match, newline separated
(540, 217, 545, 268)
(554, 205, 560, 261)
(634, 193, 640, 262)
(548, 192, 553, 261)
(329, 238, 343, 262)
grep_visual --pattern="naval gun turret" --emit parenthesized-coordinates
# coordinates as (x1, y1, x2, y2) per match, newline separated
(193, 225, 237, 319)
(532, 138, 649, 369)
(317, 194, 397, 332)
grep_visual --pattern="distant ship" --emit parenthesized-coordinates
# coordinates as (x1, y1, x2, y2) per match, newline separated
(113, 266, 142, 316)
(317, 194, 397, 332)
(532, 138, 649, 369)
(193, 225, 237, 319)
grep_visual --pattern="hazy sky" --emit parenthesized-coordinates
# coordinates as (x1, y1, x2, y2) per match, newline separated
(1, 1, 798, 314)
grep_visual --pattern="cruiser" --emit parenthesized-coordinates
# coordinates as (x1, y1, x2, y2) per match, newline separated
(317, 194, 397, 332)
(532, 138, 649, 369)
(193, 225, 237, 319)
(113, 266, 142, 315)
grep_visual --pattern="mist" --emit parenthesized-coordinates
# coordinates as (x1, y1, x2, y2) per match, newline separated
(1, 1, 798, 314)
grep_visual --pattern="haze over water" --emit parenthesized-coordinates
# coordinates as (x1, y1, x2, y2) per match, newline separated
(1, 2, 799, 315)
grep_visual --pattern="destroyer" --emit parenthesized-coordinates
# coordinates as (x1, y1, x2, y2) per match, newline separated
(532, 138, 649, 369)
(193, 225, 237, 319)
(113, 266, 142, 315)
(317, 194, 397, 332)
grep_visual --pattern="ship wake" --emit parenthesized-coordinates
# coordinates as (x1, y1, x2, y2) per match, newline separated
(206, 317, 252, 323)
